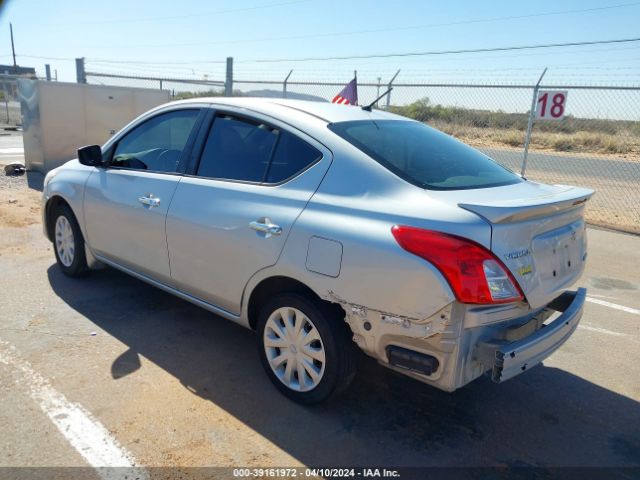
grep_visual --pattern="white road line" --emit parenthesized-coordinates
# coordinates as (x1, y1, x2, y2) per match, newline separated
(579, 324, 628, 338)
(0, 147, 24, 154)
(0, 339, 148, 480)
(586, 293, 617, 300)
(586, 296, 640, 316)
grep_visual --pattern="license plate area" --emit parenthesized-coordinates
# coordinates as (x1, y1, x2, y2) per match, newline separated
(532, 219, 585, 287)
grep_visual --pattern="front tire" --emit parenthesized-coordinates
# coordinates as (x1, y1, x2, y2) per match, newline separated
(52, 204, 89, 277)
(257, 293, 356, 404)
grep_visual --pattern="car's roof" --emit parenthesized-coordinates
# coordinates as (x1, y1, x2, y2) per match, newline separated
(171, 97, 409, 124)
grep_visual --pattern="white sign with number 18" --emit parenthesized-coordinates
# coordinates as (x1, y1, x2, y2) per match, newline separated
(535, 90, 568, 120)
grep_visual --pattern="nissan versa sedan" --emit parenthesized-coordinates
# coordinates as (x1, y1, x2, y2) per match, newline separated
(43, 98, 593, 404)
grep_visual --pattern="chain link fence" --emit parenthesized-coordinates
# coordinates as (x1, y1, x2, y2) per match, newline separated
(79, 69, 640, 234)
(0, 74, 24, 125)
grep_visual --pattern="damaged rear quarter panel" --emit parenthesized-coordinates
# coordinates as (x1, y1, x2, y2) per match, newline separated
(243, 146, 491, 328)
(270, 203, 456, 321)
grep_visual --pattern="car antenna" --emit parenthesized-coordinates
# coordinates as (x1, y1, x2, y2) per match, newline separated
(361, 87, 393, 112)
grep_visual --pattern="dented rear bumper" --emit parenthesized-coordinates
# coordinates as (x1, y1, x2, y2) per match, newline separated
(339, 287, 586, 392)
(476, 288, 586, 383)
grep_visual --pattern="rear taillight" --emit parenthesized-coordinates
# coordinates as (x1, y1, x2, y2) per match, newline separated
(391, 225, 524, 305)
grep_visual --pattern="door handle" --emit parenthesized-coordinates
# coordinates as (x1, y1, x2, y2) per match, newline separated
(138, 195, 160, 207)
(250, 218, 282, 237)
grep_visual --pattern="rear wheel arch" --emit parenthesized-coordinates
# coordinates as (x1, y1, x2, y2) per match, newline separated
(246, 275, 345, 330)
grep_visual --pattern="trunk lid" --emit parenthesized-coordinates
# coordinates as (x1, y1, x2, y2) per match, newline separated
(431, 181, 594, 309)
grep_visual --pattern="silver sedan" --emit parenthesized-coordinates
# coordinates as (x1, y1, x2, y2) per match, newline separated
(42, 98, 593, 403)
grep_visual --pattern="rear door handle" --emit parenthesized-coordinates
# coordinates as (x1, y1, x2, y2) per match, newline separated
(250, 218, 282, 237)
(138, 195, 160, 207)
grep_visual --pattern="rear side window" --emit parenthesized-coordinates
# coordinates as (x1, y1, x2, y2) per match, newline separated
(197, 114, 322, 184)
(198, 115, 277, 182)
(266, 131, 322, 183)
(328, 120, 522, 190)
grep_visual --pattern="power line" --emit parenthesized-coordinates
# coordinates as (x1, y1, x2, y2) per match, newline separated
(18, 37, 640, 67)
(13, 54, 78, 62)
(35, 0, 310, 26)
(339, 43, 640, 67)
(239, 37, 640, 63)
(77, 1, 640, 50)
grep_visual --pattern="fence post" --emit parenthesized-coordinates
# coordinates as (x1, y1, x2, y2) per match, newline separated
(283, 69, 293, 98)
(521, 68, 547, 176)
(225, 57, 233, 97)
(75, 58, 86, 84)
(45, 64, 51, 81)
(385, 69, 401, 109)
(159, 79, 163, 90)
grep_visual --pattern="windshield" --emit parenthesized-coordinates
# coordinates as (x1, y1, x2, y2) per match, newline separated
(329, 120, 523, 190)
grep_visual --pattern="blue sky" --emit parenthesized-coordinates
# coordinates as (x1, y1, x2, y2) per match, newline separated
(1, 0, 639, 85)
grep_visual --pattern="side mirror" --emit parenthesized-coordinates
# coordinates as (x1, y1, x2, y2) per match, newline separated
(78, 145, 103, 167)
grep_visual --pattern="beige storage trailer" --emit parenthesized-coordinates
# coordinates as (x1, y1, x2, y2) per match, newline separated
(18, 80, 170, 173)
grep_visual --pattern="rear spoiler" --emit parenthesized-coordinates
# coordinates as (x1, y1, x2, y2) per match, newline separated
(459, 185, 594, 224)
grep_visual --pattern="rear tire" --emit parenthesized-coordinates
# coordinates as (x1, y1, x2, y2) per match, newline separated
(257, 293, 356, 404)
(51, 204, 89, 277)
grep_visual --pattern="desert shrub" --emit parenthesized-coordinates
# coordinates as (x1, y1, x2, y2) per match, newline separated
(391, 98, 640, 141)
(171, 89, 245, 100)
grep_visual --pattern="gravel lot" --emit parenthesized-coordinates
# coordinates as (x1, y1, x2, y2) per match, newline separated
(0, 139, 638, 479)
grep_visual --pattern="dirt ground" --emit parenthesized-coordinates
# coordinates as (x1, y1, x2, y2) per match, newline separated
(0, 187, 41, 229)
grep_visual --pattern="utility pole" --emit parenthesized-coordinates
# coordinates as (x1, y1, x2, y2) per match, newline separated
(10, 23, 17, 70)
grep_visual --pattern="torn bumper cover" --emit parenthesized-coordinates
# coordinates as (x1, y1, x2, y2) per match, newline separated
(476, 288, 586, 383)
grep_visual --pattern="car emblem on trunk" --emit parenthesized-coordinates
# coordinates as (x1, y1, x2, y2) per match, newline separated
(518, 265, 533, 276)
(505, 248, 530, 260)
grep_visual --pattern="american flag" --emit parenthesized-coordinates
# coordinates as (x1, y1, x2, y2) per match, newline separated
(332, 77, 358, 105)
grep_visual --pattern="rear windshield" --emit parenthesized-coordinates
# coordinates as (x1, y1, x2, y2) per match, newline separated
(328, 120, 522, 190)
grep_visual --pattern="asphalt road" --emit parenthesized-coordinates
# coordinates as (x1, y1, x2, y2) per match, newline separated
(0, 208, 638, 478)
(0, 131, 24, 166)
(479, 147, 640, 234)
(479, 147, 640, 183)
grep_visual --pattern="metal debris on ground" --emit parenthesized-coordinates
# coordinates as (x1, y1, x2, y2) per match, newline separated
(4, 162, 25, 176)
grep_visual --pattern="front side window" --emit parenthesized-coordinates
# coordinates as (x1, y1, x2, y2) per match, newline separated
(329, 120, 522, 190)
(197, 115, 321, 184)
(111, 109, 200, 173)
